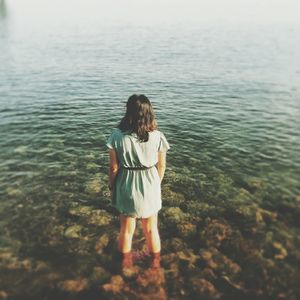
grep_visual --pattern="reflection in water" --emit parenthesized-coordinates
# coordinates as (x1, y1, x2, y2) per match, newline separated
(0, 0, 7, 20)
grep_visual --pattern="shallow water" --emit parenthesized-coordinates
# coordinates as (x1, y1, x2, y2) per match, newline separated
(1, 0, 300, 299)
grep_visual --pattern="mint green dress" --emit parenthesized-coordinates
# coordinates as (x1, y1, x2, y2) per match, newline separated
(106, 128, 170, 218)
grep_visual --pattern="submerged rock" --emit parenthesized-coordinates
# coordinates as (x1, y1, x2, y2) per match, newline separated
(225, 204, 268, 234)
(161, 186, 186, 207)
(177, 223, 197, 239)
(199, 247, 242, 276)
(271, 242, 288, 260)
(85, 174, 103, 194)
(101, 275, 125, 294)
(95, 233, 110, 254)
(64, 225, 84, 239)
(90, 266, 111, 284)
(188, 278, 221, 299)
(164, 237, 187, 252)
(161, 207, 189, 225)
(199, 219, 233, 248)
(0, 290, 9, 299)
(68, 205, 113, 226)
(57, 277, 89, 292)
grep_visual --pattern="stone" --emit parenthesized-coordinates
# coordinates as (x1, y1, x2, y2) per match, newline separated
(69, 205, 113, 226)
(90, 266, 111, 283)
(85, 174, 102, 194)
(177, 223, 197, 239)
(0, 290, 9, 299)
(64, 225, 83, 239)
(101, 275, 125, 294)
(199, 219, 233, 248)
(162, 207, 188, 225)
(189, 278, 221, 299)
(272, 242, 288, 260)
(58, 277, 89, 292)
(95, 233, 110, 254)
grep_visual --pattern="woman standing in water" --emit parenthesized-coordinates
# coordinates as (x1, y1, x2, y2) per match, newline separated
(106, 94, 170, 269)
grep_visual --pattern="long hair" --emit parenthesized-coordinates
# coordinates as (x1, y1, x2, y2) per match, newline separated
(117, 94, 158, 142)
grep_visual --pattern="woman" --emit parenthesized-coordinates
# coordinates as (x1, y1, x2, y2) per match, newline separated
(105, 94, 170, 269)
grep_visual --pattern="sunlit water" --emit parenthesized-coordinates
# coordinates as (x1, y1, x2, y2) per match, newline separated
(1, 0, 300, 299)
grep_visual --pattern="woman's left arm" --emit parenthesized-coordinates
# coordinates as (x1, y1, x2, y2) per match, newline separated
(108, 148, 119, 191)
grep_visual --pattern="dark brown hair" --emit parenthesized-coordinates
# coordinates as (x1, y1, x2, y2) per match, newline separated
(117, 94, 158, 142)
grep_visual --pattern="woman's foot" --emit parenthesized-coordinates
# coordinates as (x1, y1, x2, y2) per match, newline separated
(150, 252, 161, 268)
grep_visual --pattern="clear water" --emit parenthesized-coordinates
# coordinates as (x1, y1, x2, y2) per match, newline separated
(1, 0, 300, 298)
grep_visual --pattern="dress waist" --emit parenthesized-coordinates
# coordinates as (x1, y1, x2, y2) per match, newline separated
(121, 165, 155, 170)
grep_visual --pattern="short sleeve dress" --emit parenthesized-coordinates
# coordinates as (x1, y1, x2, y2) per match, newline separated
(106, 128, 170, 218)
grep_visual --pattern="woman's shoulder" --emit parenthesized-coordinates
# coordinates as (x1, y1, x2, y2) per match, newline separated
(150, 129, 166, 137)
(110, 127, 123, 134)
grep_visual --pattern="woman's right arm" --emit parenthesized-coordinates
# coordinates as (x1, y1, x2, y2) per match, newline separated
(157, 151, 167, 182)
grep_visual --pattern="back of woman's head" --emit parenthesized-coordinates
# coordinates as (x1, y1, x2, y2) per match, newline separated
(118, 94, 157, 142)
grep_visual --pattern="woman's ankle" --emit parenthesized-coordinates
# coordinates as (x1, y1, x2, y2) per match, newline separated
(150, 251, 161, 268)
(121, 251, 133, 268)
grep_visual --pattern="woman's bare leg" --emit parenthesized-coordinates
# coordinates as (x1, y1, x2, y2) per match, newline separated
(118, 214, 136, 253)
(141, 213, 161, 253)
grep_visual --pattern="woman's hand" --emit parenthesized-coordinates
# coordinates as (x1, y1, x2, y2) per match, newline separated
(157, 151, 167, 182)
(108, 148, 119, 199)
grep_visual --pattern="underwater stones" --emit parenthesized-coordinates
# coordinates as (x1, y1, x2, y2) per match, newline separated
(90, 266, 111, 284)
(13, 145, 28, 155)
(225, 204, 267, 234)
(95, 233, 110, 254)
(0, 248, 34, 272)
(86, 162, 99, 171)
(101, 275, 125, 294)
(5, 187, 22, 197)
(57, 277, 89, 292)
(185, 201, 223, 219)
(64, 225, 84, 239)
(189, 278, 221, 300)
(276, 202, 300, 227)
(34, 260, 51, 272)
(102, 266, 167, 298)
(256, 208, 277, 223)
(135, 268, 166, 297)
(245, 177, 265, 192)
(271, 242, 288, 260)
(20, 258, 32, 271)
(177, 249, 199, 268)
(122, 265, 141, 280)
(87, 209, 112, 226)
(161, 186, 185, 207)
(69, 205, 93, 216)
(68, 205, 112, 226)
(177, 223, 197, 239)
(165, 261, 180, 277)
(232, 188, 254, 204)
(161, 207, 188, 225)
(199, 247, 242, 278)
(199, 219, 233, 248)
(200, 249, 213, 261)
(0, 290, 9, 299)
(165, 237, 187, 252)
(85, 174, 102, 194)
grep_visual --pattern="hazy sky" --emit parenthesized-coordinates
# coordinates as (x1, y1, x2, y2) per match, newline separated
(4, 0, 300, 25)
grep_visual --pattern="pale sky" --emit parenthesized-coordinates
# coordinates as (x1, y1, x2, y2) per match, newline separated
(5, 0, 300, 25)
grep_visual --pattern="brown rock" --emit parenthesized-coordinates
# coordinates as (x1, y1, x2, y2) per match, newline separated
(189, 278, 221, 299)
(58, 277, 89, 292)
(102, 275, 124, 294)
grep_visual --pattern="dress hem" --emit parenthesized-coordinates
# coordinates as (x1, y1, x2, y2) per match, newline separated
(110, 204, 162, 218)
